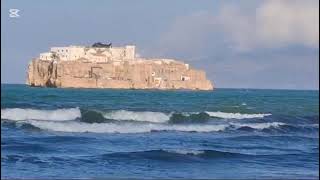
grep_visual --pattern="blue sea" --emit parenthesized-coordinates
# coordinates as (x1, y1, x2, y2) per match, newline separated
(1, 84, 319, 179)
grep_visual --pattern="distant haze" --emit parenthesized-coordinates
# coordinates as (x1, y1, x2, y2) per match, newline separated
(1, 0, 319, 90)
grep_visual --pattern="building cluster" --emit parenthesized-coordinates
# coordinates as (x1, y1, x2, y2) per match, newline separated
(29, 44, 213, 90)
(35, 44, 199, 86)
(39, 44, 135, 62)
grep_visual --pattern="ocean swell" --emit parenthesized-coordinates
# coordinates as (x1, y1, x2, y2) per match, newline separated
(1, 108, 81, 121)
(230, 122, 285, 130)
(103, 110, 171, 123)
(98, 149, 244, 160)
(1, 108, 272, 123)
(205, 111, 272, 119)
(8, 119, 286, 134)
(25, 120, 229, 133)
(1, 107, 282, 134)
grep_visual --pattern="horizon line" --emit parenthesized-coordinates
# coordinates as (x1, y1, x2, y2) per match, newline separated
(1, 83, 319, 91)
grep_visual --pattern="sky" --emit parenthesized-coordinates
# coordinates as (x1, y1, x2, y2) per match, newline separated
(1, 0, 319, 90)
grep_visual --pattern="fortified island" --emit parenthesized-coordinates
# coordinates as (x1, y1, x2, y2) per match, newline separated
(26, 43, 213, 90)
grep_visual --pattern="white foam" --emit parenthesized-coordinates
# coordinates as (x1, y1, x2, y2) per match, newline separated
(165, 149, 205, 155)
(1, 108, 81, 121)
(26, 120, 228, 133)
(231, 122, 285, 129)
(103, 110, 171, 123)
(1, 107, 273, 125)
(205, 111, 271, 119)
(24, 120, 285, 133)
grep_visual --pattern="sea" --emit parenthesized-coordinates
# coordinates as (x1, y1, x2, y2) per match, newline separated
(1, 84, 319, 179)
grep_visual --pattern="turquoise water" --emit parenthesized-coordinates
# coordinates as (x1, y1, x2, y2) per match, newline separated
(1, 84, 319, 179)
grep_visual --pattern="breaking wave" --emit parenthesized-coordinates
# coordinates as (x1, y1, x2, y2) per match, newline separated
(103, 110, 171, 123)
(1, 108, 282, 133)
(1, 108, 81, 121)
(1, 108, 272, 123)
(25, 120, 229, 133)
(5, 119, 285, 134)
(169, 112, 211, 123)
(205, 111, 271, 119)
(231, 122, 285, 130)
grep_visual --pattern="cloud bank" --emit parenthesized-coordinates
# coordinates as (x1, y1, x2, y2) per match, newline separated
(148, 0, 319, 89)
(157, 0, 319, 54)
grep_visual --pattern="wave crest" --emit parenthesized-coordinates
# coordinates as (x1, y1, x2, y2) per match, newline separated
(230, 122, 285, 130)
(19, 120, 287, 134)
(164, 149, 205, 155)
(99, 149, 242, 160)
(1, 108, 81, 121)
(205, 111, 271, 119)
(103, 110, 171, 123)
(25, 120, 228, 133)
(2, 108, 272, 123)
(169, 112, 210, 123)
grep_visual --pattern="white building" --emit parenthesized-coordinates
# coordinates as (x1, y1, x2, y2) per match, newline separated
(50, 46, 85, 61)
(39, 45, 136, 62)
(39, 52, 54, 61)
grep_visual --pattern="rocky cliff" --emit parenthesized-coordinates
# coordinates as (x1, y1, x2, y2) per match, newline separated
(26, 59, 213, 90)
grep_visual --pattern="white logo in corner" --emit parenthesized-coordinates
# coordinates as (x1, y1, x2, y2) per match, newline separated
(9, 9, 20, 18)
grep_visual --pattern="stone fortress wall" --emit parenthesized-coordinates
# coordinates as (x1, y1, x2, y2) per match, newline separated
(28, 44, 213, 90)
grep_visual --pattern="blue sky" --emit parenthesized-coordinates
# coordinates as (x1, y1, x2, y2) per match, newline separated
(1, 0, 319, 89)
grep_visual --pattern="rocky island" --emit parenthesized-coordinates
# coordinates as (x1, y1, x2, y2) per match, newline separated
(26, 43, 213, 90)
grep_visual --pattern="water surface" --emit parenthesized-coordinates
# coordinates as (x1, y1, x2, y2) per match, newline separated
(1, 84, 319, 179)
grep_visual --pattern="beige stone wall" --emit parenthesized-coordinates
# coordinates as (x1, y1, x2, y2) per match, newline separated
(26, 58, 214, 90)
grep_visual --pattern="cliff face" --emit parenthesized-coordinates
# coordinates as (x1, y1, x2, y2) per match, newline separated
(27, 59, 214, 90)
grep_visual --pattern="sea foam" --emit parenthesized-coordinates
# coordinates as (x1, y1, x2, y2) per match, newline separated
(231, 122, 285, 129)
(164, 149, 205, 155)
(23, 120, 286, 134)
(103, 110, 170, 123)
(26, 120, 229, 133)
(1, 108, 272, 124)
(205, 111, 271, 119)
(1, 108, 81, 121)
(102, 110, 272, 122)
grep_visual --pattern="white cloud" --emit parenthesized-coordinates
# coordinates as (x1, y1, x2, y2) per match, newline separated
(256, 0, 318, 48)
(148, 1, 319, 89)
(157, 0, 319, 53)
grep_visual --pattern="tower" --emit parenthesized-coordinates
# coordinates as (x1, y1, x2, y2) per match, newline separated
(125, 45, 135, 60)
